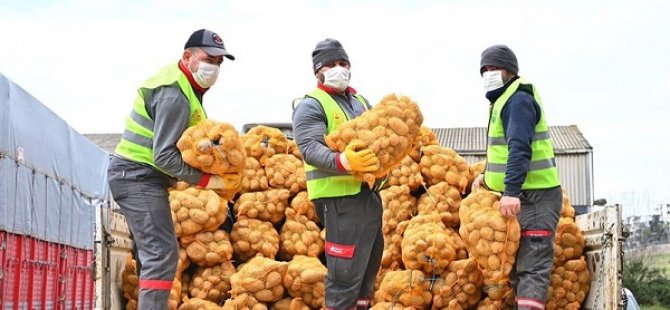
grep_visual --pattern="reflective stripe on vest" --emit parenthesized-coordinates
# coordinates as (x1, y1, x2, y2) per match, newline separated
(303, 88, 368, 200)
(484, 77, 560, 192)
(114, 63, 207, 175)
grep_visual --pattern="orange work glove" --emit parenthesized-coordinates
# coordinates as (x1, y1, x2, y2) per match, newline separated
(206, 173, 241, 190)
(339, 141, 379, 173)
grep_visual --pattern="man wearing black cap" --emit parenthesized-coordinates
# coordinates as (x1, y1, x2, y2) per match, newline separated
(472, 45, 562, 309)
(107, 29, 238, 309)
(292, 38, 383, 309)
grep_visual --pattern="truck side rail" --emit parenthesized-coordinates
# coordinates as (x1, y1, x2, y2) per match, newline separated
(575, 205, 624, 310)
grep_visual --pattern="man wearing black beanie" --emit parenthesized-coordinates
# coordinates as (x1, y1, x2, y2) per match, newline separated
(292, 38, 383, 309)
(473, 45, 563, 310)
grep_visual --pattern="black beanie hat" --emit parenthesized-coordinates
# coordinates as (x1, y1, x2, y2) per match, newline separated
(480, 44, 518, 75)
(312, 38, 349, 73)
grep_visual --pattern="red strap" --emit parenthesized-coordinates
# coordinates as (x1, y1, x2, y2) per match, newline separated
(139, 279, 173, 290)
(335, 153, 347, 172)
(317, 82, 357, 95)
(325, 241, 355, 259)
(516, 297, 545, 309)
(198, 173, 211, 188)
(521, 230, 553, 237)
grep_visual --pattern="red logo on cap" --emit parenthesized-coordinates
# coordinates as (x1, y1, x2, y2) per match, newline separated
(212, 33, 223, 45)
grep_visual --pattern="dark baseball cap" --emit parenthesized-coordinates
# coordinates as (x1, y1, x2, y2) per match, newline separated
(184, 29, 235, 60)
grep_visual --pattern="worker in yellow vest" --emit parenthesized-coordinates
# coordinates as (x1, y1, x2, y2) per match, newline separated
(107, 29, 240, 309)
(292, 38, 383, 310)
(472, 45, 562, 310)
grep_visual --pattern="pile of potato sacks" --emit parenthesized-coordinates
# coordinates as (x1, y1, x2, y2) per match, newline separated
(122, 107, 590, 309)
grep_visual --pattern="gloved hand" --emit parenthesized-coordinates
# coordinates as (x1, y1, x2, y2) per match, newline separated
(339, 141, 379, 173)
(205, 173, 241, 190)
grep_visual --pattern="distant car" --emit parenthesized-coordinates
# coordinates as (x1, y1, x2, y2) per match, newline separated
(623, 288, 641, 310)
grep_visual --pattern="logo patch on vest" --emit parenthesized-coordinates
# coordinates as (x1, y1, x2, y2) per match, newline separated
(192, 110, 205, 124)
(333, 112, 344, 126)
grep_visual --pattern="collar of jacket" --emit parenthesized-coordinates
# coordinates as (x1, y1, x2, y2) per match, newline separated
(179, 60, 207, 95)
(317, 82, 358, 95)
(485, 75, 520, 103)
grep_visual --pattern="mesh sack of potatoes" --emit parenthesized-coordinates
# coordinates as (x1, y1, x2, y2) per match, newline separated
(177, 119, 246, 175)
(231, 218, 280, 262)
(401, 213, 457, 275)
(170, 182, 228, 238)
(476, 297, 514, 310)
(561, 189, 576, 219)
(221, 293, 268, 310)
(188, 260, 236, 302)
(287, 140, 303, 160)
(126, 300, 138, 310)
(178, 297, 223, 310)
(546, 257, 591, 310)
(264, 154, 306, 195)
(419, 145, 470, 192)
(445, 227, 468, 260)
(122, 254, 139, 307)
(123, 253, 183, 310)
(408, 126, 439, 162)
(381, 185, 417, 236)
(383, 156, 423, 192)
(417, 182, 462, 228)
(282, 255, 327, 308)
(234, 189, 291, 224)
(372, 267, 400, 306)
(177, 247, 191, 275)
(230, 256, 289, 304)
(279, 208, 324, 260)
(169, 279, 183, 310)
(272, 297, 310, 310)
(180, 230, 234, 267)
(431, 258, 483, 310)
(378, 269, 432, 308)
(381, 220, 407, 269)
(181, 273, 191, 305)
(242, 125, 290, 166)
(370, 302, 416, 310)
(288, 191, 318, 224)
(459, 189, 521, 301)
(324, 93, 424, 186)
(241, 157, 269, 194)
(554, 217, 585, 266)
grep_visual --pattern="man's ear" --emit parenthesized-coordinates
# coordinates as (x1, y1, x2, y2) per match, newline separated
(181, 49, 192, 63)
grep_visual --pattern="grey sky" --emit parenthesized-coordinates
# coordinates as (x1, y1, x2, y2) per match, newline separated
(1, 0, 668, 217)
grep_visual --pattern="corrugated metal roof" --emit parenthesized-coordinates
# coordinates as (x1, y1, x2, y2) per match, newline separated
(432, 125, 592, 154)
(84, 133, 121, 153)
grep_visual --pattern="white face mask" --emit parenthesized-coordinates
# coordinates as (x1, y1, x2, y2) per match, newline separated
(482, 70, 504, 92)
(323, 66, 350, 92)
(191, 59, 220, 89)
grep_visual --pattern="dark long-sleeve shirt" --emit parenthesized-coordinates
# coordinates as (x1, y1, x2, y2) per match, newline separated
(292, 87, 371, 172)
(486, 77, 541, 197)
(145, 85, 205, 185)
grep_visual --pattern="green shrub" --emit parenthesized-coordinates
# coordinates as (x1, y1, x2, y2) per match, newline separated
(624, 256, 670, 306)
